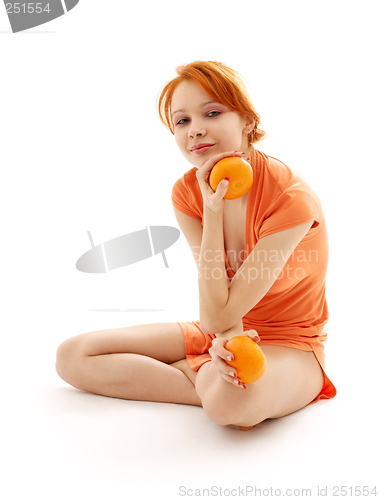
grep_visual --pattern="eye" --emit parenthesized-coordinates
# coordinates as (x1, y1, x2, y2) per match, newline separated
(175, 118, 188, 126)
(206, 110, 221, 118)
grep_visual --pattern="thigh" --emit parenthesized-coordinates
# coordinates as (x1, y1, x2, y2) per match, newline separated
(196, 345, 324, 427)
(58, 322, 187, 365)
(242, 345, 324, 424)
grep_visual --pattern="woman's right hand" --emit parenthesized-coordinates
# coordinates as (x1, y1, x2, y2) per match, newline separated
(209, 330, 260, 389)
(195, 150, 245, 214)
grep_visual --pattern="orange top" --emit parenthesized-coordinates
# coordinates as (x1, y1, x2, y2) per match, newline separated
(172, 147, 336, 400)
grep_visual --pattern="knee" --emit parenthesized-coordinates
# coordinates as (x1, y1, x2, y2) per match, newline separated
(197, 363, 263, 427)
(55, 336, 83, 387)
(201, 388, 251, 427)
(202, 400, 235, 426)
(202, 394, 263, 427)
(200, 380, 264, 427)
(196, 365, 243, 426)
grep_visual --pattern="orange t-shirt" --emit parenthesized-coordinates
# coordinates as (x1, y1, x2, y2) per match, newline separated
(172, 147, 336, 399)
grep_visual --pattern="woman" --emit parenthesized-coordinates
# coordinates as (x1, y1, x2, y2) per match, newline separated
(56, 61, 336, 430)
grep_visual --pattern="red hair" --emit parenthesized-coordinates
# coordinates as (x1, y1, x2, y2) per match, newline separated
(157, 61, 266, 144)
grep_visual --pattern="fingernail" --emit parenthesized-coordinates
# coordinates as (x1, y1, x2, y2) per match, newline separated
(230, 372, 236, 377)
(224, 177, 229, 181)
(227, 356, 233, 361)
(234, 379, 239, 385)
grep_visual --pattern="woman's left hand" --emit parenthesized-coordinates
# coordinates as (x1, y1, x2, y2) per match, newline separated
(209, 329, 261, 389)
(195, 150, 245, 214)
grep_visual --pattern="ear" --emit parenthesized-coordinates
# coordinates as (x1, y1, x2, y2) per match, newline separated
(242, 116, 256, 136)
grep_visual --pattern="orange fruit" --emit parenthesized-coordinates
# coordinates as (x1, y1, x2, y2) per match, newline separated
(209, 156, 253, 200)
(225, 336, 267, 384)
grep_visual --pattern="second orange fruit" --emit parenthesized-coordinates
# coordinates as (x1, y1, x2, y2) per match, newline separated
(225, 336, 267, 384)
(209, 156, 253, 200)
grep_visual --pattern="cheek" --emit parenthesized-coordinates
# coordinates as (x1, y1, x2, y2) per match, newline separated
(173, 132, 182, 147)
(174, 131, 188, 151)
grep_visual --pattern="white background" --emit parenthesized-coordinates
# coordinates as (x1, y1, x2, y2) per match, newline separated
(1, 1, 378, 498)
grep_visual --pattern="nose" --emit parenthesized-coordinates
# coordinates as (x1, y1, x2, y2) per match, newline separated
(188, 123, 205, 139)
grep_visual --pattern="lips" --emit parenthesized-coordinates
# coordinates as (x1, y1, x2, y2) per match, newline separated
(190, 143, 215, 155)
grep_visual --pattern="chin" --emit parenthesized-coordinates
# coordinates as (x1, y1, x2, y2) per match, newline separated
(183, 154, 203, 168)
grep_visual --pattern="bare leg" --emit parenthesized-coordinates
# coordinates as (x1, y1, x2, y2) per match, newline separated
(195, 345, 324, 427)
(56, 323, 202, 406)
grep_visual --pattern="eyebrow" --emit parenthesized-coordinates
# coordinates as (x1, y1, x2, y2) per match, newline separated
(171, 101, 220, 117)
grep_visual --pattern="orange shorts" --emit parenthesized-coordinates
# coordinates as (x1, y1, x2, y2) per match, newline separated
(177, 320, 337, 406)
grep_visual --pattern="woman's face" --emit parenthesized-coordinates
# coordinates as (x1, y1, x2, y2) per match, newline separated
(171, 80, 252, 168)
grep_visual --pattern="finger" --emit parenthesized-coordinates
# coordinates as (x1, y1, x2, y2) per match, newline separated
(198, 150, 245, 179)
(214, 177, 229, 200)
(207, 150, 245, 168)
(219, 370, 246, 388)
(210, 346, 241, 380)
(209, 343, 246, 389)
(210, 354, 245, 388)
(245, 330, 261, 343)
(210, 347, 236, 375)
(210, 337, 234, 361)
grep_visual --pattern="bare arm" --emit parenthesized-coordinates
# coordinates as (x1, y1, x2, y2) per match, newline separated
(174, 206, 242, 336)
(198, 219, 314, 334)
